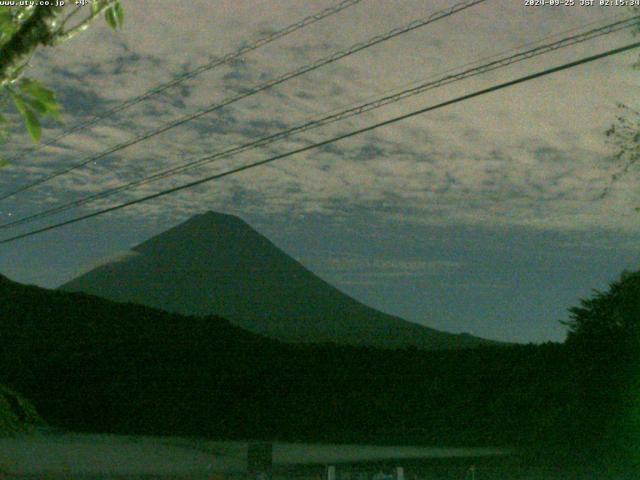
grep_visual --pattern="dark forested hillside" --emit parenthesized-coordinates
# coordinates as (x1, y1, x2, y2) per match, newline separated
(1, 271, 633, 471)
(0, 273, 569, 446)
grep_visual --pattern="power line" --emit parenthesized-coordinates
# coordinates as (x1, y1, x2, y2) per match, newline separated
(0, 0, 487, 201)
(0, 15, 636, 231)
(2, 41, 637, 245)
(2, 0, 365, 164)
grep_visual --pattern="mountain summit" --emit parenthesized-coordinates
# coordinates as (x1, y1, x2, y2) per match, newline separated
(61, 211, 490, 349)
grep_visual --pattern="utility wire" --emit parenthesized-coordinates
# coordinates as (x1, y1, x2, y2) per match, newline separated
(0, 0, 487, 201)
(1, 15, 636, 230)
(1, 0, 365, 164)
(1, 41, 638, 245)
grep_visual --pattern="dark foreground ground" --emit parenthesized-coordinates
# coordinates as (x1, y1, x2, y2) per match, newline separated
(0, 433, 635, 480)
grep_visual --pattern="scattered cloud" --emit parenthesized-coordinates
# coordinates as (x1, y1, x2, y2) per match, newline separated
(0, 0, 638, 235)
(301, 254, 465, 286)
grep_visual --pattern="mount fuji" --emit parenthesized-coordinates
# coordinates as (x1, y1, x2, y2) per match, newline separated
(61, 211, 491, 349)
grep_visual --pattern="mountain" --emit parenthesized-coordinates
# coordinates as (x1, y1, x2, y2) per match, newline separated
(61, 211, 490, 349)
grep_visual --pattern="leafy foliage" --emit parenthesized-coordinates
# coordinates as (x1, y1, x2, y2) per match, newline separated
(602, 6, 640, 201)
(104, 1, 124, 30)
(0, 1, 124, 155)
(6, 78, 60, 142)
(603, 105, 640, 202)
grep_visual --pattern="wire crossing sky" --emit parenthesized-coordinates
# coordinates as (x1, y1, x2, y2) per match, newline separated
(0, 0, 365, 173)
(0, 0, 487, 201)
(2, 41, 637, 245)
(2, 0, 638, 343)
(0, 14, 635, 232)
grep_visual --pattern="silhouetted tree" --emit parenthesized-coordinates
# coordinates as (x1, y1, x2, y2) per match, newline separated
(563, 270, 640, 468)
(565, 270, 640, 350)
(602, 6, 640, 201)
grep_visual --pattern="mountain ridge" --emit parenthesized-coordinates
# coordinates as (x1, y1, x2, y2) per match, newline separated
(61, 211, 495, 350)
(0, 271, 560, 445)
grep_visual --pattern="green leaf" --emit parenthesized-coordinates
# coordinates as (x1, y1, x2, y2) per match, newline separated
(22, 96, 48, 115)
(12, 94, 41, 142)
(0, 10, 16, 46)
(0, 10, 13, 30)
(18, 79, 61, 120)
(20, 79, 56, 104)
(45, 103, 61, 121)
(0, 7, 14, 23)
(114, 2, 124, 27)
(91, 1, 103, 15)
(23, 108, 41, 142)
(104, 2, 124, 30)
(105, 6, 118, 30)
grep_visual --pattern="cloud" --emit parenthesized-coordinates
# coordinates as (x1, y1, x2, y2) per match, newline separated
(1, 0, 638, 235)
(301, 254, 465, 285)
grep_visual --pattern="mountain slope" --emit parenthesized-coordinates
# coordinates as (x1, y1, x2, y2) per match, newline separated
(61, 211, 489, 349)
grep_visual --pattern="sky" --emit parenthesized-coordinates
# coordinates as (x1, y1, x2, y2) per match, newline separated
(0, 0, 639, 343)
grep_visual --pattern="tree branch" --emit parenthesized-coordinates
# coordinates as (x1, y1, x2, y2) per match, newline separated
(54, 1, 116, 44)
(0, 6, 63, 86)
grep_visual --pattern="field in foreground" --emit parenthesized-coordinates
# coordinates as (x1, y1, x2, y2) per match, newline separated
(0, 433, 511, 478)
(2, 433, 638, 479)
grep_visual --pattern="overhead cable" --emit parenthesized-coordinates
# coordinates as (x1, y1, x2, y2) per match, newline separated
(1, 0, 366, 165)
(1, 41, 637, 245)
(1, 15, 636, 230)
(0, 0, 487, 201)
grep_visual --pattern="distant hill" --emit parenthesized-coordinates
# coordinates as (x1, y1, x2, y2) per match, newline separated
(0, 273, 568, 445)
(0, 273, 281, 437)
(61, 211, 492, 350)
